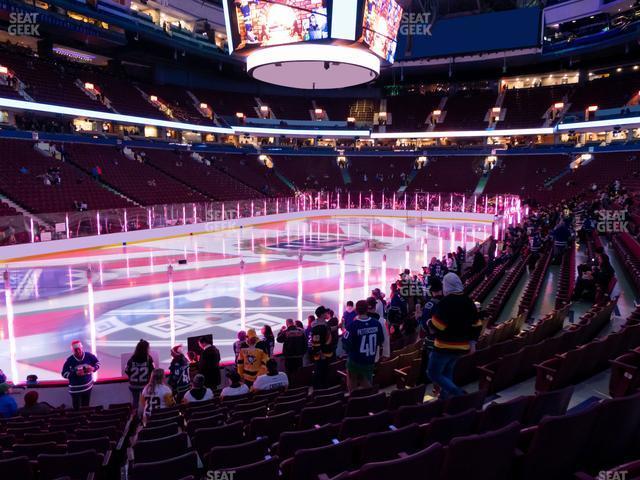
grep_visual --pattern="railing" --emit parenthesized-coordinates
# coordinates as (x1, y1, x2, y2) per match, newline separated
(0, 191, 521, 246)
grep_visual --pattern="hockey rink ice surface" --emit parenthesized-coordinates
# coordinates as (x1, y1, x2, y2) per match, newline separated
(0, 216, 492, 381)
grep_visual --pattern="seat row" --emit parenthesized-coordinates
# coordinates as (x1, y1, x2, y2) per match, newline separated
(535, 317, 640, 392)
(479, 302, 618, 394)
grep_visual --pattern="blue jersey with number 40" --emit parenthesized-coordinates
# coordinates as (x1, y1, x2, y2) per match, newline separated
(343, 317, 384, 365)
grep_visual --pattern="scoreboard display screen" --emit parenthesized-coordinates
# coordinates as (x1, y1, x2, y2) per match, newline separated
(226, 0, 329, 52)
(361, 0, 403, 63)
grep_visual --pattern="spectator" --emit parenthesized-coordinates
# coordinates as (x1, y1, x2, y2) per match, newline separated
(371, 288, 386, 318)
(0, 383, 17, 418)
(427, 273, 482, 399)
(552, 220, 571, 262)
(198, 336, 221, 389)
(183, 374, 214, 404)
(140, 368, 175, 420)
(418, 278, 444, 384)
(252, 358, 289, 392)
(341, 300, 357, 331)
(237, 329, 269, 387)
(470, 250, 486, 275)
(257, 325, 275, 357)
(61, 340, 100, 410)
(366, 296, 390, 359)
(308, 306, 334, 389)
(233, 331, 247, 364)
(277, 318, 307, 376)
(327, 309, 340, 357)
(342, 300, 384, 392)
(168, 344, 191, 402)
(18, 390, 51, 417)
(386, 283, 408, 337)
(221, 371, 249, 399)
(124, 339, 154, 410)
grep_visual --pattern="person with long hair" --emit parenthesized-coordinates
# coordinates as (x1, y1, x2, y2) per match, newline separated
(140, 368, 174, 420)
(257, 325, 275, 357)
(125, 339, 154, 410)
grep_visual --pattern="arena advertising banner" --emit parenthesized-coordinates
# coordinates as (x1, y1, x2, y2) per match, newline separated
(361, 0, 403, 63)
(227, 0, 329, 52)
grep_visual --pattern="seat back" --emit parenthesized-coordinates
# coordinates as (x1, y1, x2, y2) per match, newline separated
(440, 422, 520, 480)
(345, 392, 387, 417)
(339, 410, 391, 439)
(206, 438, 269, 471)
(423, 409, 479, 446)
(521, 405, 599, 480)
(388, 384, 426, 410)
(394, 400, 444, 428)
(133, 432, 189, 464)
(355, 442, 444, 480)
(37, 449, 100, 480)
(523, 385, 574, 425)
(193, 421, 244, 456)
(478, 396, 531, 433)
(277, 423, 336, 459)
(358, 423, 422, 464)
(129, 451, 199, 480)
(299, 401, 344, 429)
(444, 389, 487, 415)
(291, 440, 353, 480)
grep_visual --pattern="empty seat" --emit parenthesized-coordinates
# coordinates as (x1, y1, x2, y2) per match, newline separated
(582, 391, 640, 471)
(249, 410, 296, 442)
(519, 405, 599, 480)
(132, 432, 190, 464)
(477, 396, 531, 433)
(192, 421, 245, 457)
(37, 449, 101, 480)
(0, 456, 34, 480)
(338, 410, 391, 439)
(388, 384, 426, 410)
(299, 401, 344, 429)
(422, 408, 479, 447)
(137, 423, 179, 442)
(444, 389, 487, 415)
(356, 423, 422, 464)
(129, 451, 199, 480)
(345, 392, 387, 417)
(218, 456, 279, 480)
(185, 413, 224, 436)
(342, 442, 444, 480)
(523, 385, 574, 425)
(205, 438, 269, 471)
(286, 439, 354, 480)
(440, 421, 521, 480)
(275, 423, 337, 460)
(394, 399, 444, 428)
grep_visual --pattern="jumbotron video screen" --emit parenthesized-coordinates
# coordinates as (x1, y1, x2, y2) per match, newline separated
(229, 0, 329, 52)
